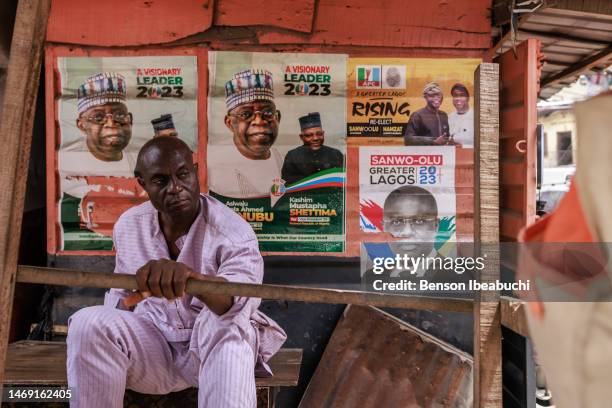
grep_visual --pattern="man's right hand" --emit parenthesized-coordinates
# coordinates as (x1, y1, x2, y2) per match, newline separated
(131, 259, 233, 315)
(135, 259, 192, 300)
(433, 134, 449, 145)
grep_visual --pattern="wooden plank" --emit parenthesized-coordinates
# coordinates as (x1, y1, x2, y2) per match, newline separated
(500, 187, 526, 214)
(500, 135, 529, 161)
(257, 0, 491, 49)
(500, 105, 526, 133)
(541, 45, 612, 88)
(0, 0, 51, 389)
(497, 39, 539, 242)
(518, 28, 611, 47)
(215, 0, 315, 33)
(501, 161, 527, 186)
(3, 341, 302, 387)
(473, 63, 502, 408)
(46, 0, 214, 46)
(500, 211, 524, 240)
(549, 0, 612, 16)
(500, 296, 529, 338)
(17, 265, 474, 313)
(500, 73, 526, 108)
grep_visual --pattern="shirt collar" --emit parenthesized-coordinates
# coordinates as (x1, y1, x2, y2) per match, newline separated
(151, 195, 206, 250)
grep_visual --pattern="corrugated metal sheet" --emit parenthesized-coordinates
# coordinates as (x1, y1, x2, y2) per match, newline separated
(492, 6, 612, 99)
(298, 305, 473, 408)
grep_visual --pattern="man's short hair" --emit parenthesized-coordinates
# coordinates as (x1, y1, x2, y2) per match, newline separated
(383, 185, 438, 215)
(450, 83, 469, 98)
(134, 137, 193, 178)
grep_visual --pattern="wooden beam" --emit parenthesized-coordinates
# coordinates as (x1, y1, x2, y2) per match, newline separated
(0, 0, 51, 388)
(543, 58, 573, 66)
(541, 44, 612, 87)
(500, 296, 530, 338)
(545, 0, 612, 16)
(519, 28, 611, 47)
(16, 266, 474, 313)
(474, 63, 502, 408)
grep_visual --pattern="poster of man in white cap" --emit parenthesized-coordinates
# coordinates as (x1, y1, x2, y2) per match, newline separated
(207, 51, 346, 252)
(54, 56, 198, 251)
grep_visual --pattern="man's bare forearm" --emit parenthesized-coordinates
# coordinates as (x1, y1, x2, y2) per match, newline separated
(193, 275, 234, 315)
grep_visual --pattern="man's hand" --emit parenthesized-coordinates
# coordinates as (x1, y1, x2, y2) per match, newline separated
(136, 259, 192, 300)
(433, 134, 449, 145)
(130, 259, 233, 315)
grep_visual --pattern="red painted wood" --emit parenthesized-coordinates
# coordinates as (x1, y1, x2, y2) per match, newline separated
(46, 0, 491, 51)
(496, 39, 541, 241)
(215, 0, 315, 33)
(46, 0, 214, 46)
(257, 0, 490, 49)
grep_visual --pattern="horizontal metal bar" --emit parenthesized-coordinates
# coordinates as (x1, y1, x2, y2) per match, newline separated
(16, 265, 473, 313)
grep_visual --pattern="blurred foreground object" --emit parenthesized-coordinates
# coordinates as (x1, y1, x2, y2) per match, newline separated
(519, 92, 612, 408)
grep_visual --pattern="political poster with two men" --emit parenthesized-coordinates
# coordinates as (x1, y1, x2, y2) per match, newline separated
(207, 51, 347, 252)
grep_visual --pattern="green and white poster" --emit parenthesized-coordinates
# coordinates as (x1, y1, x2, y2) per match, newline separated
(55, 55, 198, 251)
(207, 51, 347, 252)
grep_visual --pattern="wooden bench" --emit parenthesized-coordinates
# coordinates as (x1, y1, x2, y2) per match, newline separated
(2, 341, 302, 408)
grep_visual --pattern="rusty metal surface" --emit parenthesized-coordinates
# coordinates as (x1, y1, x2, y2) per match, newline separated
(298, 305, 473, 408)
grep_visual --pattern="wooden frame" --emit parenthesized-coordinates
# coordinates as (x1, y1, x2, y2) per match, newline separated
(474, 63, 502, 407)
(0, 0, 51, 388)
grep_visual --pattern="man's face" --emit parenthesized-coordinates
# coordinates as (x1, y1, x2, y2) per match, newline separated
(224, 100, 280, 160)
(452, 89, 469, 112)
(76, 102, 132, 160)
(383, 195, 439, 257)
(424, 91, 443, 110)
(300, 126, 325, 150)
(136, 148, 200, 218)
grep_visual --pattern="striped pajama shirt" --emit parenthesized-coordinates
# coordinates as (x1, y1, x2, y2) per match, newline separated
(66, 195, 286, 407)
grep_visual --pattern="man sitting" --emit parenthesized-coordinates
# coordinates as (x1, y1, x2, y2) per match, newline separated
(66, 137, 286, 408)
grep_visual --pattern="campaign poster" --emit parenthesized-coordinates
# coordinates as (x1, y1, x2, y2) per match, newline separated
(56, 56, 198, 251)
(207, 51, 347, 252)
(347, 58, 480, 147)
(359, 146, 456, 256)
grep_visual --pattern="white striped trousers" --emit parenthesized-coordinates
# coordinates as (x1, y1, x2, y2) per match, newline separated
(66, 305, 257, 408)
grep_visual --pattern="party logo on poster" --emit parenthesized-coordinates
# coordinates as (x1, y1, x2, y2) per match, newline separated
(356, 66, 381, 88)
